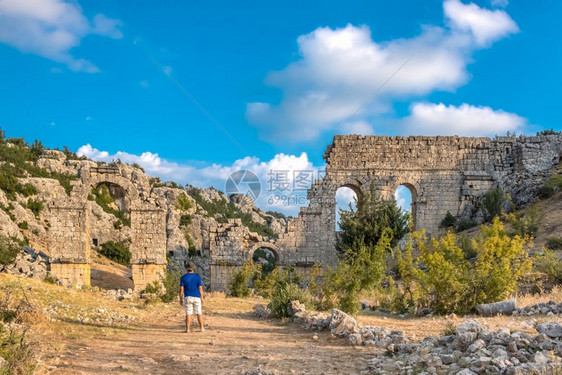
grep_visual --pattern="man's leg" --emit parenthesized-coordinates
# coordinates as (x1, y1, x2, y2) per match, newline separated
(186, 315, 192, 333)
(196, 314, 204, 332)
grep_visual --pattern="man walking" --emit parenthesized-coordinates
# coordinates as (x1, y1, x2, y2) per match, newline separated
(179, 262, 205, 333)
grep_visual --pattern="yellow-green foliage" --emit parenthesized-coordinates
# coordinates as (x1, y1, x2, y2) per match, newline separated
(535, 249, 562, 285)
(323, 229, 393, 315)
(393, 217, 532, 314)
(503, 208, 541, 238)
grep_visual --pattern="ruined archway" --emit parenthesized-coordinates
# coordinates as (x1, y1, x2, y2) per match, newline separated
(48, 166, 167, 291)
(252, 247, 278, 274)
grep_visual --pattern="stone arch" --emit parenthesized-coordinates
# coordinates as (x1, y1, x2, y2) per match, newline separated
(393, 182, 418, 230)
(48, 167, 166, 291)
(249, 242, 280, 263)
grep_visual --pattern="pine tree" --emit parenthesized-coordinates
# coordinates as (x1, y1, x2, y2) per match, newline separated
(336, 182, 409, 258)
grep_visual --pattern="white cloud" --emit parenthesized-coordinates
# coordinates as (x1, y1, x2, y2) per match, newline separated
(491, 0, 509, 8)
(403, 102, 526, 136)
(247, 1, 518, 142)
(444, 0, 518, 46)
(76, 144, 325, 215)
(0, 0, 123, 73)
(395, 185, 412, 212)
(341, 121, 375, 135)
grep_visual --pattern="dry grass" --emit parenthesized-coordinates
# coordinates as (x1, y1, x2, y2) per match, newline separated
(515, 285, 562, 306)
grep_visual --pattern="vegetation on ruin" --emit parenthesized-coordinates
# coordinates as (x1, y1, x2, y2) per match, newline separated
(0, 236, 24, 266)
(546, 237, 562, 250)
(90, 184, 131, 228)
(98, 241, 131, 266)
(335, 183, 409, 257)
(187, 187, 277, 238)
(175, 193, 192, 211)
(24, 198, 44, 218)
(536, 129, 561, 136)
(440, 211, 456, 229)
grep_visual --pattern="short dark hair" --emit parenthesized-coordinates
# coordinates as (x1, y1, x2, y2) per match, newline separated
(187, 262, 196, 272)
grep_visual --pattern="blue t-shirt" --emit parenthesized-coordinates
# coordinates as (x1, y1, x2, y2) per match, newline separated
(180, 273, 202, 298)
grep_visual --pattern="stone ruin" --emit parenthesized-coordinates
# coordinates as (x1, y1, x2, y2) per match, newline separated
(46, 134, 562, 291)
(48, 165, 167, 290)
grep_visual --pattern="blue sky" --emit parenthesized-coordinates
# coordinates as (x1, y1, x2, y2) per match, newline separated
(1, 0, 560, 215)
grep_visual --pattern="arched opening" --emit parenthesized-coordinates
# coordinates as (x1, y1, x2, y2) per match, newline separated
(252, 247, 277, 275)
(395, 184, 416, 229)
(335, 185, 360, 231)
(88, 182, 133, 290)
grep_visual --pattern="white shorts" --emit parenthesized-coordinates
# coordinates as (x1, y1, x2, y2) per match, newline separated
(185, 296, 202, 315)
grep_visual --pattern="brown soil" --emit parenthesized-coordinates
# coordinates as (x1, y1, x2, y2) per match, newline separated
(44, 298, 374, 375)
(90, 251, 133, 290)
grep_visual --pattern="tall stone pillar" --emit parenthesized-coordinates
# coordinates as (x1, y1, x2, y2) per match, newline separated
(130, 204, 167, 291)
(47, 199, 91, 287)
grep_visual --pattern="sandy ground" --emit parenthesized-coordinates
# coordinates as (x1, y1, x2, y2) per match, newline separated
(43, 298, 376, 375)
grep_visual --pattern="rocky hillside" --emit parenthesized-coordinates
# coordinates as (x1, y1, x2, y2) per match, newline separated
(0, 134, 289, 286)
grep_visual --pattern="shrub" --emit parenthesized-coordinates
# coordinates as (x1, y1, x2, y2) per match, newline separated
(17, 222, 28, 230)
(535, 250, 562, 285)
(503, 208, 540, 238)
(99, 241, 131, 265)
(43, 273, 57, 284)
(179, 214, 192, 227)
(323, 229, 393, 315)
(160, 264, 182, 303)
(538, 173, 562, 199)
(545, 237, 562, 250)
(0, 236, 22, 265)
(228, 259, 258, 298)
(457, 219, 477, 232)
(184, 231, 196, 252)
(18, 183, 37, 197)
(391, 218, 532, 315)
(268, 282, 314, 318)
(176, 194, 192, 211)
(483, 187, 505, 220)
(440, 212, 456, 228)
(24, 199, 43, 218)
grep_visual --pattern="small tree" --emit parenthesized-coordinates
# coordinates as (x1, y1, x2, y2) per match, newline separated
(336, 183, 409, 258)
(228, 259, 258, 298)
(99, 241, 131, 265)
(483, 187, 505, 220)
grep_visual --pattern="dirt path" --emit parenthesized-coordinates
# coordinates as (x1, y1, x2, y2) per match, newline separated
(46, 299, 374, 375)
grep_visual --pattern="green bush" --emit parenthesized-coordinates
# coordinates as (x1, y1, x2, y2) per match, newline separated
(538, 174, 562, 199)
(24, 199, 43, 218)
(391, 218, 532, 315)
(268, 282, 314, 318)
(228, 259, 258, 298)
(0, 236, 23, 265)
(503, 208, 540, 238)
(545, 237, 562, 250)
(99, 241, 131, 265)
(160, 265, 182, 303)
(323, 229, 393, 315)
(176, 194, 192, 211)
(179, 214, 192, 227)
(457, 219, 477, 232)
(535, 250, 562, 285)
(483, 187, 505, 220)
(43, 273, 57, 284)
(440, 212, 456, 228)
(17, 221, 28, 230)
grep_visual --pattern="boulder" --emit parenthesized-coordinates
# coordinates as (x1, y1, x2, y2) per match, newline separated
(476, 300, 516, 316)
(329, 309, 357, 336)
(536, 322, 562, 339)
